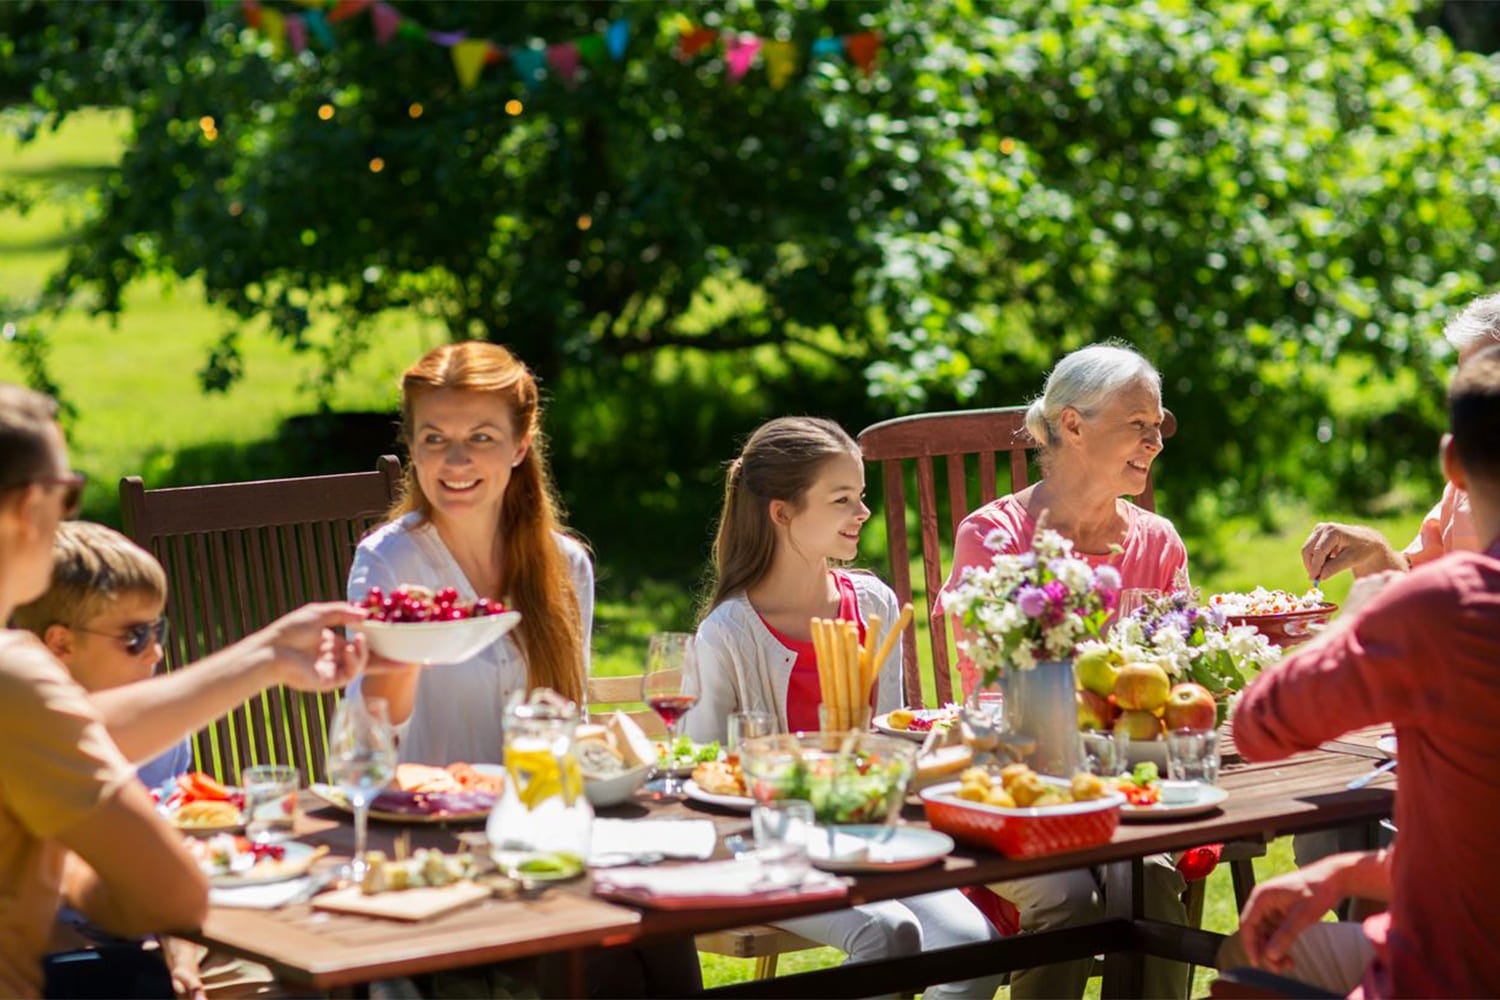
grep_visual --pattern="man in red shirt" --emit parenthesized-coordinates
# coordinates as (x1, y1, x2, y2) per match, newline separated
(1220, 343, 1500, 998)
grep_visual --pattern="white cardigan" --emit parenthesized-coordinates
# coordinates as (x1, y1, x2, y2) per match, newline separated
(684, 572, 906, 744)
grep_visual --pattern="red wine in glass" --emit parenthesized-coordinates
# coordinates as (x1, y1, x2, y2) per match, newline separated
(648, 694, 699, 730)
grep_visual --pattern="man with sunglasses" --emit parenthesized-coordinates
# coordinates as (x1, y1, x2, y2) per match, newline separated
(0, 382, 382, 998)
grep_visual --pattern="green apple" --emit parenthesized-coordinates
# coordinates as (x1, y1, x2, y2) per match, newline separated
(1075, 648, 1122, 698)
(1113, 708, 1165, 741)
(1114, 661, 1171, 713)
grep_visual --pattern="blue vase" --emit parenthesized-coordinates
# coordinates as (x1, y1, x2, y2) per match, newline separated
(1003, 658, 1081, 777)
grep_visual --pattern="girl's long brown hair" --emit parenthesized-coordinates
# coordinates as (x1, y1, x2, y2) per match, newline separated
(701, 417, 860, 622)
(390, 342, 584, 704)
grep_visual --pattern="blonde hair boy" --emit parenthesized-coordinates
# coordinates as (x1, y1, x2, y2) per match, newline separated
(12, 521, 168, 693)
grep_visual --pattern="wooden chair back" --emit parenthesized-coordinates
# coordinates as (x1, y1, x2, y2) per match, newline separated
(119, 456, 404, 784)
(857, 406, 1176, 708)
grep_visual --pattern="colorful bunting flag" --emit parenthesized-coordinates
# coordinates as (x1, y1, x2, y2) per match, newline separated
(678, 26, 719, 61)
(305, 10, 335, 50)
(427, 29, 465, 48)
(451, 38, 490, 91)
(511, 47, 546, 92)
(762, 40, 797, 90)
(326, 0, 371, 24)
(605, 19, 630, 60)
(577, 35, 606, 67)
(259, 6, 287, 55)
(844, 31, 880, 76)
(724, 33, 761, 83)
(546, 42, 582, 85)
(242, 0, 263, 30)
(810, 36, 843, 59)
(286, 13, 307, 54)
(370, 2, 399, 44)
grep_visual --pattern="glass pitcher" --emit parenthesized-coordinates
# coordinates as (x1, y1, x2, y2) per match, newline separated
(487, 689, 592, 879)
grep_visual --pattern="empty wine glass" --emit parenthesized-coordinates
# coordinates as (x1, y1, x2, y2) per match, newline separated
(326, 696, 397, 884)
(642, 632, 701, 799)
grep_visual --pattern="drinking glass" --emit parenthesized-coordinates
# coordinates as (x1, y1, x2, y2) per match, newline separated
(727, 710, 774, 768)
(1117, 588, 1164, 620)
(1079, 730, 1130, 777)
(751, 799, 813, 888)
(241, 764, 299, 845)
(643, 632, 700, 798)
(326, 696, 397, 883)
(1166, 728, 1220, 785)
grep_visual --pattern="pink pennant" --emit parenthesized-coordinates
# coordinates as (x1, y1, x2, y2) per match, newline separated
(287, 14, 307, 54)
(371, 2, 399, 44)
(546, 41, 581, 84)
(724, 33, 761, 82)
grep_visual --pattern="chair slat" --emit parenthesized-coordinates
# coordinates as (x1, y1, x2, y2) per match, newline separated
(943, 454, 968, 541)
(977, 451, 998, 505)
(879, 462, 922, 710)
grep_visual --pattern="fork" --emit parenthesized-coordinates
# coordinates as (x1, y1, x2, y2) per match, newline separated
(1346, 758, 1396, 790)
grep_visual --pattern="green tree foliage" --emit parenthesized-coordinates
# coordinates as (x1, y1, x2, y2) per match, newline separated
(6, 0, 1500, 545)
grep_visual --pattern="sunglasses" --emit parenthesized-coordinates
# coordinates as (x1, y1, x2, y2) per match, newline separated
(24, 472, 87, 518)
(74, 617, 169, 657)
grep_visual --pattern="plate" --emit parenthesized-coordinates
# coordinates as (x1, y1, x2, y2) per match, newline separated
(872, 710, 959, 742)
(202, 841, 320, 887)
(1377, 734, 1397, 757)
(1119, 784, 1229, 822)
(310, 764, 503, 823)
(807, 825, 954, 873)
(682, 779, 754, 812)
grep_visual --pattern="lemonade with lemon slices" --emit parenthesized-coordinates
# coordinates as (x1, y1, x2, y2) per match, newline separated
(487, 690, 592, 879)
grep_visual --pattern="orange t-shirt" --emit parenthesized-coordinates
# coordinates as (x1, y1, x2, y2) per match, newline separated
(0, 631, 135, 997)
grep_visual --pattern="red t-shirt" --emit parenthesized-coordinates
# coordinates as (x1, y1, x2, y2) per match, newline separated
(758, 572, 866, 732)
(1233, 541, 1500, 999)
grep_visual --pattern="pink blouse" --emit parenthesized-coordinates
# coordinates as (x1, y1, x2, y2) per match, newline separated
(939, 494, 1189, 696)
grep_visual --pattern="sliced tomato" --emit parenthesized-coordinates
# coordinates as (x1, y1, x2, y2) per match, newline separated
(178, 771, 233, 801)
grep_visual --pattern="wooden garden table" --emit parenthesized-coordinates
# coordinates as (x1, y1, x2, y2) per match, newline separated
(190, 746, 1394, 997)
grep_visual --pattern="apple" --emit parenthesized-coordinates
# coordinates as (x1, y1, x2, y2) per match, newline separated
(1162, 682, 1217, 732)
(1077, 689, 1118, 730)
(1074, 648, 1122, 698)
(1113, 661, 1171, 713)
(1114, 708, 1165, 741)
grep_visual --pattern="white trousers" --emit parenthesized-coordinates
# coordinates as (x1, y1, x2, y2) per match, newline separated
(774, 890, 1005, 999)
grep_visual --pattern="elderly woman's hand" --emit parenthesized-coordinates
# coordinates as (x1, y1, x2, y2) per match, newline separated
(1301, 522, 1409, 581)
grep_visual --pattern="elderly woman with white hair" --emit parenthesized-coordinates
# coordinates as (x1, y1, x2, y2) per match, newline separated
(938, 343, 1193, 1000)
(1303, 291, 1500, 579)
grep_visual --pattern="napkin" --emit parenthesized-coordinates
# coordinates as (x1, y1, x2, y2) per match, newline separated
(589, 818, 716, 865)
(593, 858, 847, 910)
(210, 875, 324, 909)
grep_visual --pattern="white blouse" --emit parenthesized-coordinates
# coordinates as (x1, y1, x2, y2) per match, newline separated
(346, 512, 594, 765)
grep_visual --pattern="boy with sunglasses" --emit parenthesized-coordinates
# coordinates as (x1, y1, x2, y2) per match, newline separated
(14, 523, 216, 999)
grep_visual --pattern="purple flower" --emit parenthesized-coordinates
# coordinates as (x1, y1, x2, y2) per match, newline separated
(1016, 586, 1048, 618)
(1161, 610, 1192, 636)
(1094, 565, 1122, 595)
(1043, 580, 1070, 604)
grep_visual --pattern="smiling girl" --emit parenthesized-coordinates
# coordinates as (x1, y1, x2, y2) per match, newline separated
(684, 417, 1003, 1000)
(348, 342, 592, 764)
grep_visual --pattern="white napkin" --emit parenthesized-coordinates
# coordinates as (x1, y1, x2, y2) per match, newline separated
(595, 858, 843, 900)
(589, 818, 716, 865)
(210, 876, 320, 909)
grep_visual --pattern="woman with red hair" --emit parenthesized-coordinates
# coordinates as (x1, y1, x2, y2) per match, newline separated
(348, 341, 592, 763)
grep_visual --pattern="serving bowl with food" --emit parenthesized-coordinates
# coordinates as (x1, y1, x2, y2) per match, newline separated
(1208, 587, 1337, 649)
(920, 763, 1124, 858)
(157, 771, 245, 834)
(354, 585, 522, 664)
(739, 731, 916, 826)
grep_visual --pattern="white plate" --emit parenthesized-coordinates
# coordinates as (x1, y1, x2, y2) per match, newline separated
(1377, 734, 1397, 758)
(808, 825, 954, 873)
(872, 710, 959, 742)
(682, 779, 754, 812)
(206, 841, 319, 887)
(1119, 784, 1229, 822)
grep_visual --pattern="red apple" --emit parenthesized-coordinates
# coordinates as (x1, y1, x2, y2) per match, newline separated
(1113, 661, 1171, 713)
(1162, 682, 1217, 732)
(1077, 689, 1117, 731)
(1113, 709, 1165, 741)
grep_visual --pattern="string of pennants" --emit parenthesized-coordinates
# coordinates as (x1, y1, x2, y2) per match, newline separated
(236, 0, 882, 92)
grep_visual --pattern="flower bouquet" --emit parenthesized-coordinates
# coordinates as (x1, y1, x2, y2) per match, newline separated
(941, 529, 1121, 775)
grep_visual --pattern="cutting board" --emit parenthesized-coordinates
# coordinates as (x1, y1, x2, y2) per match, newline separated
(312, 881, 491, 921)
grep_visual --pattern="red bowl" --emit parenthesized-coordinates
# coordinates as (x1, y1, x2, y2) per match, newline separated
(919, 780, 1124, 858)
(1223, 603, 1337, 649)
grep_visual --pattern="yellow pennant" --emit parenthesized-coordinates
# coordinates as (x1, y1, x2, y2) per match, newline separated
(762, 40, 798, 90)
(451, 39, 490, 91)
(258, 6, 287, 57)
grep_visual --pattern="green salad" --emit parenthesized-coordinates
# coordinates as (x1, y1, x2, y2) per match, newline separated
(656, 736, 721, 769)
(754, 754, 909, 825)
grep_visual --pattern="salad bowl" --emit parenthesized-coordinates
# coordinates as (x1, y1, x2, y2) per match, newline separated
(739, 731, 916, 826)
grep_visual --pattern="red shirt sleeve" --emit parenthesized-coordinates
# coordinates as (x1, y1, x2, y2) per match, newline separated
(1232, 574, 1435, 761)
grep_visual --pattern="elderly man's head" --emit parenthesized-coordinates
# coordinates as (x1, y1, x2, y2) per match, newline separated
(1445, 292, 1500, 365)
(1447, 344, 1500, 494)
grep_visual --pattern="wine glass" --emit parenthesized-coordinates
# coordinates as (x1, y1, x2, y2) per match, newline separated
(326, 696, 397, 884)
(642, 632, 700, 799)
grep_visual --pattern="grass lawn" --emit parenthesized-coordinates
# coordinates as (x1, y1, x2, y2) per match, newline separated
(4, 108, 1406, 996)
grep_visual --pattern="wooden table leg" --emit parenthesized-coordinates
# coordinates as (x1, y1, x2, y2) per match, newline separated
(1100, 857, 1145, 1000)
(537, 948, 589, 998)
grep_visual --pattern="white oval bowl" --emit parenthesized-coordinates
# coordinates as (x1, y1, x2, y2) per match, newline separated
(583, 763, 652, 808)
(355, 610, 522, 665)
